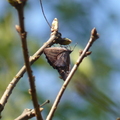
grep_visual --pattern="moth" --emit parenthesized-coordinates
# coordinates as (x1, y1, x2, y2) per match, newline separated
(43, 47, 72, 80)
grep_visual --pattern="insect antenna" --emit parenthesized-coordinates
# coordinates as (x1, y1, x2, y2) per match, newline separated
(67, 43, 77, 51)
(72, 43, 77, 51)
(39, 0, 51, 28)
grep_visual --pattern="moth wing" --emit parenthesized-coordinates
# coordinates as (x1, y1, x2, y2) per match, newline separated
(44, 47, 72, 80)
(55, 50, 71, 71)
(55, 50, 71, 80)
(44, 47, 67, 68)
(44, 49, 56, 63)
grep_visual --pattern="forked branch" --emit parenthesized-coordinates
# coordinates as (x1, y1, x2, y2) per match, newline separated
(15, 108, 43, 120)
(0, 0, 59, 119)
(46, 28, 99, 120)
(15, 1, 43, 120)
(0, 18, 59, 116)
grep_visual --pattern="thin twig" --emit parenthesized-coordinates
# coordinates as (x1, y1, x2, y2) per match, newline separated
(15, 108, 43, 120)
(0, 18, 58, 114)
(40, 100, 50, 107)
(46, 28, 99, 120)
(16, 2, 43, 120)
(15, 100, 49, 120)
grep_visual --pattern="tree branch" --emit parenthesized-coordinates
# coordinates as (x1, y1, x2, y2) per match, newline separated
(46, 28, 99, 120)
(15, 100, 50, 120)
(15, 2, 43, 120)
(0, 18, 59, 115)
(15, 108, 43, 120)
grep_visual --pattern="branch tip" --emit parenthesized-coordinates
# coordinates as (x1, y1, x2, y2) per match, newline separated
(91, 28, 99, 40)
(51, 18, 59, 32)
(8, 0, 27, 9)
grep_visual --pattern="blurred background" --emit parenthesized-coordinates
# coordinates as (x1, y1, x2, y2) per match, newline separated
(0, 0, 120, 120)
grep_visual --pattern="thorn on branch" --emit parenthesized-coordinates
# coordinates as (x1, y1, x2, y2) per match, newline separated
(80, 50, 92, 57)
(40, 100, 50, 107)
